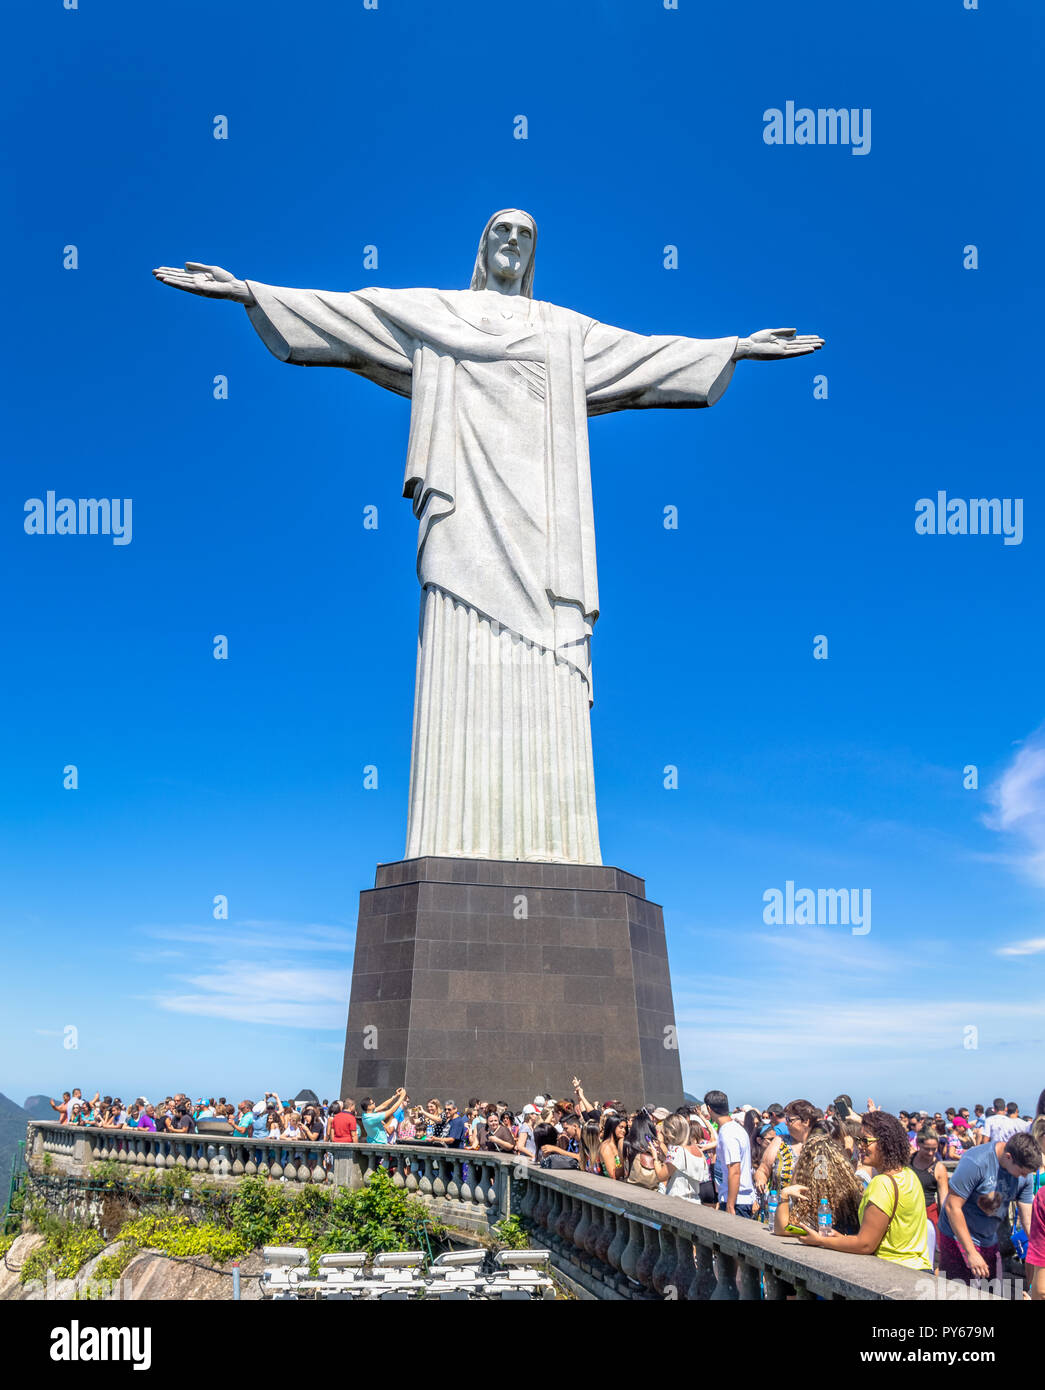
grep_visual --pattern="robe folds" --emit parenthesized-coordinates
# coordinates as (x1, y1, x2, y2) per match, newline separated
(245, 282, 737, 863)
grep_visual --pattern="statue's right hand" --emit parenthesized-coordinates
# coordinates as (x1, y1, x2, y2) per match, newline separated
(152, 261, 254, 304)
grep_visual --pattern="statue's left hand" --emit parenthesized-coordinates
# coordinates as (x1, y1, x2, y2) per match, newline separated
(734, 327, 824, 361)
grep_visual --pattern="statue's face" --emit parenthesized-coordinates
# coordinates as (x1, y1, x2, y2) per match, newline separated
(485, 211, 534, 285)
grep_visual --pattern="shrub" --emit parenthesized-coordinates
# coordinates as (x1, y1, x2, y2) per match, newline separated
(118, 1212, 246, 1264)
(72, 1241, 136, 1300)
(318, 1169, 443, 1255)
(92, 1242, 135, 1282)
(490, 1215, 528, 1250)
(89, 1160, 124, 1190)
(24, 1201, 65, 1239)
(21, 1222, 106, 1284)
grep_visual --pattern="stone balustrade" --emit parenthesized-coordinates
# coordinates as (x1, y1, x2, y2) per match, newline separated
(25, 1123, 963, 1300)
(37, 1121, 336, 1184)
(510, 1165, 945, 1300)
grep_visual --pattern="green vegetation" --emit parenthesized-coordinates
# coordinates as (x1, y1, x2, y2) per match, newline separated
(91, 1241, 135, 1282)
(119, 1213, 246, 1264)
(24, 1199, 64, 1238)
(88, 1159, 125, 1189)
(17, 1169, 444, 1286)
(72, 1241, 137, 1300)
(489, 1214, 528, 1249)
(20, 1222, 105, 1284)
(230, 1170, 444, 1259)
(85, 1163, 187, 1201)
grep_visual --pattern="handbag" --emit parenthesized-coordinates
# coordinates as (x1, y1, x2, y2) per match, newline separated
(628, 1155, 660, 1190)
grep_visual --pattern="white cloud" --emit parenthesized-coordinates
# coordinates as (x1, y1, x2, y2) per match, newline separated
(996, 936, 1045, 958)
(140, 920, 355, 1030)
(141, 921, 355, 954)
(153, 961, 350, 1030)
(986, 733, 1045, 886)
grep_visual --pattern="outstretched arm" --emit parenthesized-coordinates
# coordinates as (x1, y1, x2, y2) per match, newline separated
(584, 318, 823, 416)
(154, 261, 416, 396)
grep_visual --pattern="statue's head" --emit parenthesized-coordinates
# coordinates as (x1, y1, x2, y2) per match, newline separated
(470, 208, 537, 296)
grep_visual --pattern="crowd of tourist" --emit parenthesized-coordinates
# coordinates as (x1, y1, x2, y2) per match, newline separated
(44, 1080, 1045, 1297)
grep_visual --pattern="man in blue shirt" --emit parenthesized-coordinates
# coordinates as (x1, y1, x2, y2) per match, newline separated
(432, 1101, 468, 1149)
(938, 1131, 1038, 1284)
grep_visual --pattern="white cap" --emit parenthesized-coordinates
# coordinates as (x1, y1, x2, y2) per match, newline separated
(252, 1101, 267, 1115)
(522, 1104, 537, 1116)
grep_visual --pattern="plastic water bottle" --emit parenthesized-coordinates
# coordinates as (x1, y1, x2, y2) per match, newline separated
(767, 1189, 779, 1227)
(817, 1198, 832, 1235)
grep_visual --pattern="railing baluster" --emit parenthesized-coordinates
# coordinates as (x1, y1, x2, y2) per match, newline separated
(692, 1240, 716, 1299)
(670, 1231, 696, 1300)
(418, 1153, 433, 1198)
(712, 1247, 739, 1300)
(737, 1255, 762, 1300)
(445, 1158, 460, 1201)
(606, 1209, 628, 1279)
(431, 1155, 446, 1198)
(652, 1227, 677, 1296)
(635, 1222, 659, 1294)
(620, 1216, 644, 1287)
(570, 1197, 589, 1255)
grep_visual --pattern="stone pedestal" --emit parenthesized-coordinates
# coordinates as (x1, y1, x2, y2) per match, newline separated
(340, 857, 684, 1108)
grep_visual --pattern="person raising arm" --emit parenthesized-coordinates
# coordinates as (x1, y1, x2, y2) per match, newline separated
(359, 1088, 407, 1144)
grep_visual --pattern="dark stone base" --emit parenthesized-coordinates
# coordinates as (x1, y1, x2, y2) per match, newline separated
(339, 857, 684, 1110)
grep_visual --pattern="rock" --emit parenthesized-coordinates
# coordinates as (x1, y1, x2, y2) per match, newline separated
(2, 1237, 267, 1301)
(0, 1234, 43, 1300)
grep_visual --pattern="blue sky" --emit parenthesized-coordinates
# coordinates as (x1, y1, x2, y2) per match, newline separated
(3, 0, 1043, 1114)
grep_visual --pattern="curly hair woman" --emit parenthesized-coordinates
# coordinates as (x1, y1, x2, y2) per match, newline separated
(796, 1110, 931, 1271)
(772, 1123, 863, 1236)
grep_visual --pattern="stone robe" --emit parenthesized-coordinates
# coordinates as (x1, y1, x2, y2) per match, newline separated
(245, 282, 737, 863)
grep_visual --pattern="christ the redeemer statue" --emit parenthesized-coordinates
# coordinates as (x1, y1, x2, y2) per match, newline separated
(155, 209, 822, 866)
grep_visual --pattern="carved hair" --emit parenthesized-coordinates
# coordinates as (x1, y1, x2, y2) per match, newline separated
(470, 208, 538, 297)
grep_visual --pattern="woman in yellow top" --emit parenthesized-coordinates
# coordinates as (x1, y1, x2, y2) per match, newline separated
(795, 1110, 931, 1272)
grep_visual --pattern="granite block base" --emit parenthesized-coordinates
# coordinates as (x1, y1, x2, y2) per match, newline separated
(339, 857, 684, 1109)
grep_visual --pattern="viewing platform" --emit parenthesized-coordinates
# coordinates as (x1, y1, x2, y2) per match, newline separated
(24, 1122, 944, 1301)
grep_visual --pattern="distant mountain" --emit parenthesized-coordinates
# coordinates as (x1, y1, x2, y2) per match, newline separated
(21, 1095, 53, 1122)
(0, 1095, 30, 1213)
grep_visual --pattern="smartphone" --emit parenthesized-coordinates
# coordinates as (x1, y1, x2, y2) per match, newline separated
(784, 1224, 806, 1235)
